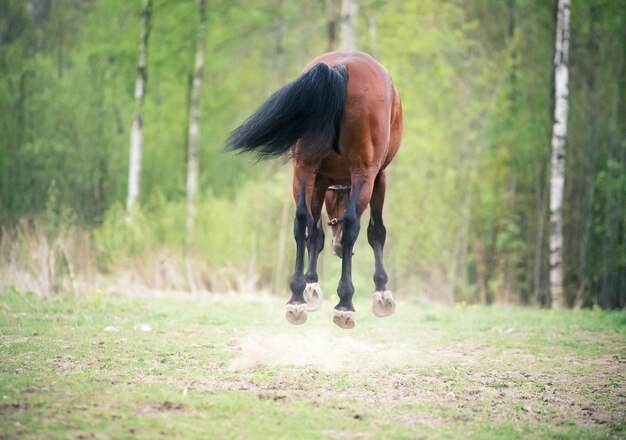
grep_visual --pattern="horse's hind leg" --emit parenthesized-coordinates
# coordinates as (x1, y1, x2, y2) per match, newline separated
(303, 183, 326, 312)
(286, 177, 311, 325)
(368, 172, 395, 317)
(333, 177, 375, 329)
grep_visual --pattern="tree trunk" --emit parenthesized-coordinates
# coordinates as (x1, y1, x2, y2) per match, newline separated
(185, 0, 208, 294)
(325, 0, 339, 52)
(617, 25, 626, 309)
(272, 0, 289, 295)
(575, 4, 601, 309)
(508, 0, 517, 107)
(548, 0, 570, 309)
(366, 13, 378, 58)
(339, 0, 358, 52)
(473, 239, 489, 304)
(126, 0, 152, 215)
(274, 0, 286, 88)
(532, 165, 548, 305)
(273, 197, 290, 294)
(600, 21, 626, 309)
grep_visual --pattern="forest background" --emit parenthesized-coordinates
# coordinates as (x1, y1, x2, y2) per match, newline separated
(0, 0, 624, 309)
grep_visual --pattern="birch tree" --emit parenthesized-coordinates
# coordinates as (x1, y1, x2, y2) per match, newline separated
(186, 0, 207, 239)
(185, 0, 208, 292)
(272, 0, 290, 295)
(126, 0, 152, 215)
(549, 0, 570, 309)
(339, 0, 358, 52)
(325, 0, 339, 52)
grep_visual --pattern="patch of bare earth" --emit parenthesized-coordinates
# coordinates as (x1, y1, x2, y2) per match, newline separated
(185, 330, 626, 431)
(138, 401, 186, 414)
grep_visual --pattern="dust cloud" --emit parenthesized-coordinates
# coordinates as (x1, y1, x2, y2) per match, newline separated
(228, 328, 444, 372)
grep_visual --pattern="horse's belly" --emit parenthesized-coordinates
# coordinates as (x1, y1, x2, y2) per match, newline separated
(318, 154, 350, 183)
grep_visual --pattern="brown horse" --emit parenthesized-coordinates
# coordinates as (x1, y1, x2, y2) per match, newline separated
(227, 51, 402, 329)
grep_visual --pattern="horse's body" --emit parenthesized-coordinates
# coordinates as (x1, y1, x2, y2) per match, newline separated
(227, 51, 402, 328)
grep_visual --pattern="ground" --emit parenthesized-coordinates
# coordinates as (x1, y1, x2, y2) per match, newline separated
(1, 289, 625, 439)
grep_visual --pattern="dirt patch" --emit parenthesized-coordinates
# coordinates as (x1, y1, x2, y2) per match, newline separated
(201, 333, 626, 432)
(320, 429, 372, 439)
(0, 402, 41, 411)
(227, 328, 485, 372)
(190, 363, 625, 430)
(138, 401, 186, 414)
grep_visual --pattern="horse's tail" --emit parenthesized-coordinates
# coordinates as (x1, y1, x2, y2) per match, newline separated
(225, 63, 348, 161)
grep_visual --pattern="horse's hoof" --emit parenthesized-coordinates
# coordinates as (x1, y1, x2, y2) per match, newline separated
(372, 290, 396, 317)
(303, 282, 323, 312)
(332, 309, 355, 329)
(285, 303, 307, 325)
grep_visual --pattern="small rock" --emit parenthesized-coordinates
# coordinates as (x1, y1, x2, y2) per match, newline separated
(103, 326, 120, 332)
(352, 411, 364, 420)
(134, 324, 152, 332)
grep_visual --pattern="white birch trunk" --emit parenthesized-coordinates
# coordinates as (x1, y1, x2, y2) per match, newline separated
(185, 0, 207, 256)
(549, 0, 571, 309)
(185, 0, 207, 294)
(339, 0, 358, 52)
(126, 0, 151, 215)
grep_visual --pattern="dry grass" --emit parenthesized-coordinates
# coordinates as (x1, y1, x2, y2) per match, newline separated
(0, 218, 265, 298)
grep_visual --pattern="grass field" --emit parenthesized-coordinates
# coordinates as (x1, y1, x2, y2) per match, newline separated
(1, 289, 625, 439)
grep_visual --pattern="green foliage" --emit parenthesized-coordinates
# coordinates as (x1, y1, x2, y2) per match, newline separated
(0, 0, 624, 306)
(94, 204, 157, 271)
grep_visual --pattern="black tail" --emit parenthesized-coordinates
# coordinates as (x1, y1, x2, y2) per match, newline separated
(225, 63, 348, 161)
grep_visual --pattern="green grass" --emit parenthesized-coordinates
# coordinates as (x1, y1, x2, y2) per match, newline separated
(1, 289, 625, 439)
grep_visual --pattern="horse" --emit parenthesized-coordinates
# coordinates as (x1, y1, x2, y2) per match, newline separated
(226, 51, 403, 329)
